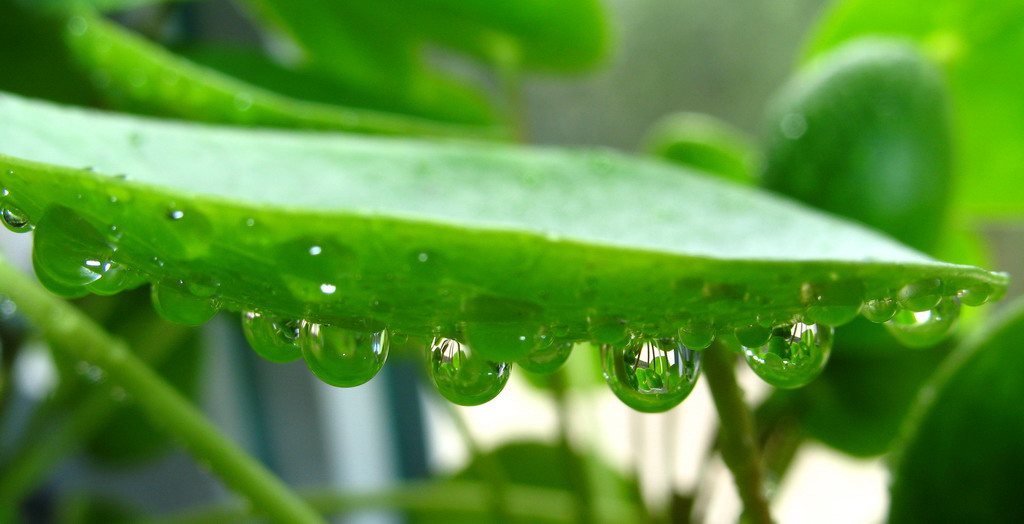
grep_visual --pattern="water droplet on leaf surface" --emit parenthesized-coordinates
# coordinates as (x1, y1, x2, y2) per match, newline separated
(518, 339, 574, 374)
(885, 297, 960, 348)
(32, 206, 115, 296)
(151, 280, 219, 326)
(427, 337, 510, 406)
(602, 338, 702, 413)
(241, 311, 302, 363)
(898, 278, 943, 312)
(1, 205, 32, 233)
(300, 324, 388, 387)
(862, 297, 899, 323)
(743, 322, 833, 389)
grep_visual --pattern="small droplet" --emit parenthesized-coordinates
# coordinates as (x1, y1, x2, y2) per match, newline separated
(31, 206, 114, 296)
(601, 338, 702, 413)
(320, 283, 337, 295)
(84, 262, 132, 296)
(957, 282, 993, 307)
(885, 297, 960, 348)
(461, 296, 543, 361)
(427, 337, 510, 406)
(1, 205, 32, 233)
(167, 209, 185, 220)
(186, 275, 220, 298)
(734, 324, 772, 348)
(241, 312, 302, 363)
(780, 113, 808, 139)
(743, 323, 833, 389)
(67, 16, 88, 36)
(233, 92, 254, 111)
(151, 280, 219, 326)
(588, 315, 629, 345)
(862, 297, 898, 323)
(898, 278, 943, 312)
(518, 339, 574, 374)
(801, 281, 863, 326)
(300, 324, 388, 387)
(678, 322, 715, 350)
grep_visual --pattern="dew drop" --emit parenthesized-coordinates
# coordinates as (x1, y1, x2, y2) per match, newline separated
(743, 322, 833, 389)
(957, 282, 993, 307)
(1, 205, 32, 233)
(678, 321, 715, 350)
(461, 296, 543, 362)
(601, 337, 702, 413)
(885, 297, 960, 348)
(801, 281, 863, 326)
(734, 324, 772, 348)
(151, 280, 219, 326)
(233, 92, 254, 111)
(780, 113, 808, 139)
(241, 311, 302, 363)
(427, 337, 510, 406)
(300, 324, 388, 387)
(32, 206, 115, 297)
(897, 278, 943, 312)
(518, 339, 574, 374)
(861, 297, 898, 323)
(84, 262, 132, 296)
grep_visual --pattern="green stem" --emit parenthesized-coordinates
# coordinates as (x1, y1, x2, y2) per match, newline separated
(440, 401, 510, 523)
(155, 480, 640, 524)
(0, 257, 322, 524)
(701, 344, 773, 524)
(549, 370, 594, 524)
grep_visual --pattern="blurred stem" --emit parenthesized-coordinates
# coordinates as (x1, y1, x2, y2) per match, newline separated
(156, 480, 640, 524)
(702, 344, 773, 524)
(549, 369, 594, 524)
(440, 400, 510, 524)
(489, 33, 527, 142)
(0, 257, 322, 524)
(0, 314, 189, 509)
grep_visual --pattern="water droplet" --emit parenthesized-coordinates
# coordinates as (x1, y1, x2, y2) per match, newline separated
(885, 297, 960, 348)
(780, 113, 807, 140)
(84, 262, 132, 296)
(427, 337, 510, 406)
(601, 337, 702, 413)
(31, 206, 115, 296)
(678, 321, 715, 350)
(278, 238, 357, 302)
(320, 283, 337, 295)
(156, 204, 212, 259)
(957, 282, 993, 307)
(588, 314, 629, 345)
(234, 92, 254, 111)
(801, 281, 863, 326)
(734, 324, 772, 348)
(743, 323, 833, 389)
(300, 324, 388, 387)
(186, 275, 220, 298)
(151, 280, 219, 326)
(461, 296, 543, 361)
(167, 209, 185, 220)
(67, 16, 89, 36)
(1, 205, 32, 233)
(861, 297, 898, 323)
(241, 312, 302, 363)
(518, 339, 574, 374)
(898, 278, 943, 312)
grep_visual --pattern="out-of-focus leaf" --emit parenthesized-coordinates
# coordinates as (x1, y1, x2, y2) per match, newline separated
(889, 297, 1024, 522)
(643, 112, 759, 185)
(55, 492, 140, 524)
(805, 0, 1024, 219)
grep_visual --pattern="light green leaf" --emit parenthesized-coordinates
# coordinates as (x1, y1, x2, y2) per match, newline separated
(0, 93, 1007, 362)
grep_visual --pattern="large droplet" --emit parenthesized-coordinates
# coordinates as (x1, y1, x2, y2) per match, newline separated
(601, 338, 702, 413)
(861, 296, 898, 323)
(241, 311, 302, 363)
(898, 278, 943, 312)
(300, 324, 388, 387)
(427, 337, 510, 406)
(885, 297, 960, 348)
(1, 204, 32, 233)
(517, 339, 574, 374)
(151, 280, 219, 326)
(32, 206, 115, 297)
(743, 322, 833, 389)
(957, 283, 992, 307)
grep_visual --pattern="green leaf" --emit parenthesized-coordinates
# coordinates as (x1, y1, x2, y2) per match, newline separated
(804, 0, 1024, 219)
(643, 112, 759, 186)
(43, 7, 502, 138)
(0, 93, 1007, 363)
(889, 297, 1024, 522)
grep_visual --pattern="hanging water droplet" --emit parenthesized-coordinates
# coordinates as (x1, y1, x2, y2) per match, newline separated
(241, 311, 302, 363)
(427, 337, 510, 406)
(151, 280, 219, 326)
(588, 314, 629, 345)
(743, 322, 833, 389)
(601, 337, 702, 413)
(518, 339, 574, 374)
(885, 297, 960, 348)
(84, 262, 131, 296)
(734, 324, 772, 348)
(32, 206, 115, 297)
(461, 296, 543, 362)
(678, 321, 715, 350)
(957, 282, 993, 307)
(1, 205, 32, 233)
(801, 281, 863, 326)
(278, 238, 357, 302)
(861, 297, 898, 323)
(299, 323, 388, 387)
(897, 278, 943, 312)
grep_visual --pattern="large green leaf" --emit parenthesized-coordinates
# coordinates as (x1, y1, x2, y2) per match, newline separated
(0, 93, 1006, 363)
(889, 297, 1024, 522)
(804, 0, 1024, 219)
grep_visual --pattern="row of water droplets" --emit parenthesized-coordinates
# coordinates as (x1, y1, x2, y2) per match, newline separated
(0, 180, 998, 412)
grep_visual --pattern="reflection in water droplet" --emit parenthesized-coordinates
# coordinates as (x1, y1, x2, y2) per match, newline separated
(678, 322, 715, 350)
(427, 337, 510, 406)
(241, 311, 302, 363)
(898, 278, 943, 312)
(518, 339, 574, 374)
(151, 280, 219, 326)
(957, 283, 992, 307)
(743, 322, 832, 389)
(1, 205, 32, 233)
(861, 297, 898, 323)
(885, 297, 960, 348)
(601, 338, 702, 413)
(300, 324, 388, 387)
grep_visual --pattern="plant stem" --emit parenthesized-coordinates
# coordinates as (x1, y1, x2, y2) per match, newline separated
(701, 344, 773, 524)
(440, 401, 510, 523)
(549, 369, 594, 524)
(155, 480, 640, 524)
(0, 257, 323, 524)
